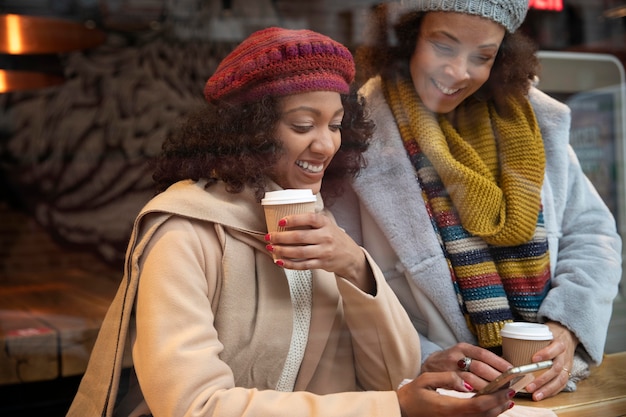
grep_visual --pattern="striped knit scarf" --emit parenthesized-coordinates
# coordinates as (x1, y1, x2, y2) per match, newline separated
(382, 75, 552, 347)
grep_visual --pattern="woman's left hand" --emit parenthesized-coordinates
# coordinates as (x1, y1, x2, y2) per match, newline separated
(265, 212, 374, 293)
(524, 321, 579, 401)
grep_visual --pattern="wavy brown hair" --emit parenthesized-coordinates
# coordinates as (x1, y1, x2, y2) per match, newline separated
(152, 89, 373, 202)
(356, 6, 540, 115)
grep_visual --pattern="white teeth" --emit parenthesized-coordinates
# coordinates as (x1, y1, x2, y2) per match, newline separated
(434, 80, 460, 95)
(296, 160, 324, 173)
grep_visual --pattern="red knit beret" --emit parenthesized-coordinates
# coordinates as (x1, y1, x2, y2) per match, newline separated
(204, 27, 355, 104)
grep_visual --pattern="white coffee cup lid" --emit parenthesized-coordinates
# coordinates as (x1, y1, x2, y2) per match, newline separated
(261, 189, 316, 205)
(501, 322, 553, 340)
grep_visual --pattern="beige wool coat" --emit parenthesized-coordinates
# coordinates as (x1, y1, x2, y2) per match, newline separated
(67, 179, 421, 417)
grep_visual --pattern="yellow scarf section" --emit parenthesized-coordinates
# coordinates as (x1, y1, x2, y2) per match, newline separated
(384, 76, 545, 246)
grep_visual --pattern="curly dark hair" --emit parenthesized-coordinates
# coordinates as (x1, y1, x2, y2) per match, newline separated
(356, 5, 540, 115)
(152, 89, 373, 202)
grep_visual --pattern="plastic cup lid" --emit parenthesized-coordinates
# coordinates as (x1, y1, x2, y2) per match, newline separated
(500, 322, 553, 340)
(261, 189, 316, 205)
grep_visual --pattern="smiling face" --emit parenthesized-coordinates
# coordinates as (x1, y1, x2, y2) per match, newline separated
(269, 91, 343, 194)
(409, 11, 505, 114)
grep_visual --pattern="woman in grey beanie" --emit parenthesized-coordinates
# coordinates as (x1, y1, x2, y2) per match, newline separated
(331, 0, 622, 405)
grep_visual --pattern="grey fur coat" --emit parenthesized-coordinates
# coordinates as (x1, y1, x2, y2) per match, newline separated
(331, 77, 622, 387)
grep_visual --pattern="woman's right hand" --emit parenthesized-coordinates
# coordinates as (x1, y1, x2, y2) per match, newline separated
(421, 343, 513, 390)
(397, 372, 515, 417)
(265, 211, 375, 293)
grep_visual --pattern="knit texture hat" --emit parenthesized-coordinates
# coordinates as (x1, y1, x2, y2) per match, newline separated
(204, 27, 355, 104)
(400, 0, 529, 33)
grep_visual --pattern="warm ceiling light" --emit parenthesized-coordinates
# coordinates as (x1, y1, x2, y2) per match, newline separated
(5, 14, 23, 54)
(0, 13, 105, 55)
(0, 69, 64, 94)
(0, 14, 105, 92)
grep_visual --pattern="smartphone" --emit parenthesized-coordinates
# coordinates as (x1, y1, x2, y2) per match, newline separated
(475, 360, 553, 395)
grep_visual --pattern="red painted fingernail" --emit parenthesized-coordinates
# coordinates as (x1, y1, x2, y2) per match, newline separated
(265, 244, 273, 252)
(264, 233, 271, 241)
(278, 219, 287, 227)
(463, 381, 473, 391)
(508, 401, 515, 410)
(508, 389, 516, 399)
(275, 259, 284, 267)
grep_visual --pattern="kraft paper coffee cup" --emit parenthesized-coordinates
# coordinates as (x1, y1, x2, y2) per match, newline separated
(261, 189, 317, 234)
(501, 322, 553, 367)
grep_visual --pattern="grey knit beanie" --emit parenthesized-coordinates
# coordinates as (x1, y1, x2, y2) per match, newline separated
(400, 0, 529, 33)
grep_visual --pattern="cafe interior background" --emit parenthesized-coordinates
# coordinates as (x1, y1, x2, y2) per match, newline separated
(0, 0, 625, 415)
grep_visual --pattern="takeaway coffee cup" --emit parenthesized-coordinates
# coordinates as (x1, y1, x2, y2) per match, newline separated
(261, 189, 317, 234)
(501, 322, 553, 366)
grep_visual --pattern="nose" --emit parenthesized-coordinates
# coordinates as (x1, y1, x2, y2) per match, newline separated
(310, 128, 339, 156)
(443, 55, 470, 81)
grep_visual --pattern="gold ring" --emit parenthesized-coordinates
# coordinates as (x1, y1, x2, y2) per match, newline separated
(562, 367, 572, 377)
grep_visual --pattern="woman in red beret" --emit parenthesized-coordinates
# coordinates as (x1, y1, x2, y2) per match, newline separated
(67, 27, 515, 417)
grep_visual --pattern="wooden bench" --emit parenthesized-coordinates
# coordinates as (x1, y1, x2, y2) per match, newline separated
(0, 268, 125, 385)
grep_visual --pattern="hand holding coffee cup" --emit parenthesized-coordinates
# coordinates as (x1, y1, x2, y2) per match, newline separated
(261, 189, 317, 233)
(501, 322, 554, 367)
(262, 190, 317, 261)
